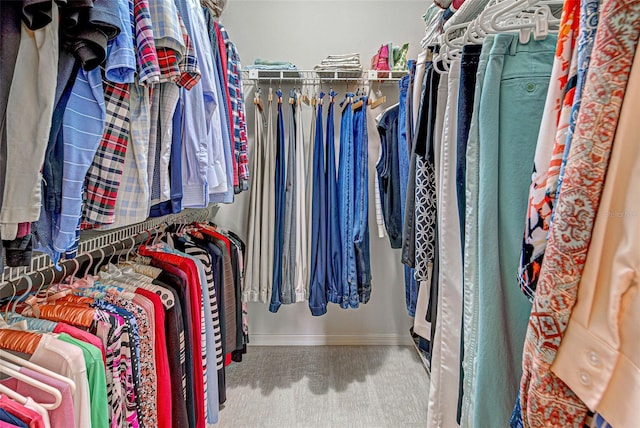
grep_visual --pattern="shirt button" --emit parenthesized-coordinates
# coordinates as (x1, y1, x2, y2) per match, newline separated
(579, 371, 591, 386)
(588, 352, 601, 367)
(526, 83, 536, 92)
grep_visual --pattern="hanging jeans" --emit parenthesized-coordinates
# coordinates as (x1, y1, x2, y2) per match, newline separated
(269, 90, 286, 313)
(281, 91, 297, 305)
(352, 98, 371, 304)
(337, 94, 358, 309)
(397, 74, 418, 316)
(325, 93, 342, 305)
(309, 93, 327, 316)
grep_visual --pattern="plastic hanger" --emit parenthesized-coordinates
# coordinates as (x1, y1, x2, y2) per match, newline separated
(0, 383, 28, 405)
(488, 0, 562, 42)
(10, 274, 33, 315)
(0, 351, 76, 395)
(3, 281, 17, 322)
(0, 361, 62, 410)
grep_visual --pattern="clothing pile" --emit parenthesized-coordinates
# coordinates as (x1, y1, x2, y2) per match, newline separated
(314, 53, 363, 75)
(0, 0, 248, 270)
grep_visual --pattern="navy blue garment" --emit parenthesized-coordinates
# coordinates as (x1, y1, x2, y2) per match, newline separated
(0, 408, 28, 428)
(456, 44, 482, 247)
(325, 91, 342, 306)
(150, 97, 184, 217)
(270, 90, 286, 313)
(309, 93, 328, 316)
(338, 93, 358, 309)
(375, 105, 402, 248)
(353, 96, 371, 304)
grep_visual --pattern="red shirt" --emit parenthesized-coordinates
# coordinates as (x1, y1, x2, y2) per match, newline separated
(139, 246, 206, 428)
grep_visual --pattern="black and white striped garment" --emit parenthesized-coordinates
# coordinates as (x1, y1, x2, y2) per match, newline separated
(181, 239, 225, 369)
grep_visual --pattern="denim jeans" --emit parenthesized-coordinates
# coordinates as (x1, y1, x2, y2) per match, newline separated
(337, 93, 358, 308)
(325, 92, 343, 305)
(281, 91, 297, 305)
(456, 45, 482, 249)
(353, 97, 371, 303)
(397, 74, 418, 315)
(309, 93, 328, 316)
(269, 90, 286, 313)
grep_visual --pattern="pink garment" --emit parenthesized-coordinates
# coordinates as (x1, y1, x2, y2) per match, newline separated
(0, 368, 75, 428)
(0, 421, 19, 428)
(0, 395, 45, 428)
(16, 223, 30, 238)
(53, 322, 106, 366)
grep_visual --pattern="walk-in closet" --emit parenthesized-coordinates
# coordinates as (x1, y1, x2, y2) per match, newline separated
(0, 0, 638, 427)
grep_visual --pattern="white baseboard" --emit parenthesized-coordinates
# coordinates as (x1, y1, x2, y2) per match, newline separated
(248, 334, 412, 346)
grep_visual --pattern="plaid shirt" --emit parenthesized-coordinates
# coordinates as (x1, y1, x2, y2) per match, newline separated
(83, 79, 131, 226)
(176, 12, 200, 90)
(219, 24, 249, 192)
(98, 82, 152, 230)
(133, 0, 160, 85)
(150, 83, 180, 207)
(148, 0, 184, 83)
(212, 22, 238, 189)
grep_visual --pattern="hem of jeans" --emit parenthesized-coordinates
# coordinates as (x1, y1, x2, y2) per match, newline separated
(343, 295, 357, 309)
(309, 304, 327, 316)
(327, 292, 343, 304)
(359, 289, 371, 304)
(269, 302, 281, 313)
(294, 292, 306, 302)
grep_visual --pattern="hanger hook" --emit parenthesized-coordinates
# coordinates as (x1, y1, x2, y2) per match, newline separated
(92, 248, 105, 276)
(10, 274, 33, 316)
(4, 281, 17, 322)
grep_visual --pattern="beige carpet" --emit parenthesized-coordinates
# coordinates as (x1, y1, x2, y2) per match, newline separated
(214, 346, 430, 428)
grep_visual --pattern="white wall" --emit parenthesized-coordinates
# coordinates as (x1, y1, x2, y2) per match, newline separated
(216, 0, 428, 346)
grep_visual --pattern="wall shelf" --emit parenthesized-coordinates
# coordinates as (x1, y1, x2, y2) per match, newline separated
(243, 69, 408, 83)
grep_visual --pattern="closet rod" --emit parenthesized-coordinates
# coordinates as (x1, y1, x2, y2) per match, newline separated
(0, 207, 214, 294)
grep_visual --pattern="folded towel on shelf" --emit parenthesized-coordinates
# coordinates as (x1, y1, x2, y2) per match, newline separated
(245, 59, 298, 71)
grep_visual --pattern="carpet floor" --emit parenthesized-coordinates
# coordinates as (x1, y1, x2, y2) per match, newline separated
(214, 345, 430, 428)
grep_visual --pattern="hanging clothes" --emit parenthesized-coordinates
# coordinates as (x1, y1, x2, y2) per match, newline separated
(270, 90, 286, 313)
(518, 0, 640, 426)
(243, 92, 266, 303)
(309, 93, 328, 316)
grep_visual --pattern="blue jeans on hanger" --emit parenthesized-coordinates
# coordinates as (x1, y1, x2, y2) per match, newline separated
(398, 72, 418, 316)
(309, 93, 328, 316)
(338, 93, 358, 309)
(325, 92, 343, 306)
(281, 90, 297, 305)
(353, 97, 371, 304)
(270, 90, 286, 313)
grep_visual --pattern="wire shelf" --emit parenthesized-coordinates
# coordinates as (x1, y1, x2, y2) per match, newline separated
(243, 69, 408, 83)
(0, 207, 213, 290)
